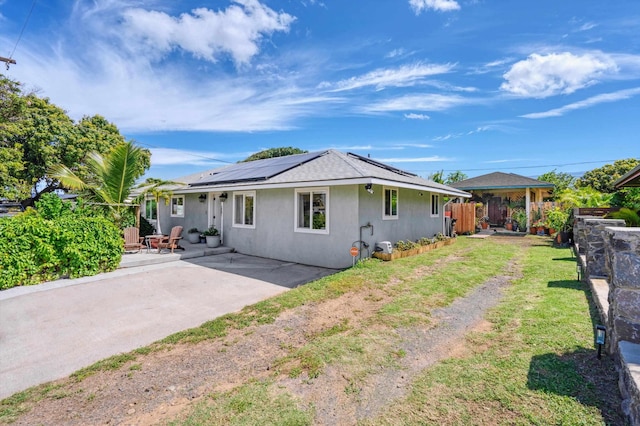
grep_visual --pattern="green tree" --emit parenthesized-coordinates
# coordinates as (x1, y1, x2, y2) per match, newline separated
(49, 141, 148, 227)
(556, 187, 613, 208)
(538, 169, 576, 199)
(135, 178, 184, 234)
(445, 171, 467, 184)
(0, 73, 150, 206)
(240, 147, 307, 162)
(428, 170, 445, 184)
(575, 158, 639, 194)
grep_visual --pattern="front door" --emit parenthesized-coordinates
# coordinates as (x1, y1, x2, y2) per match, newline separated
(207, 192, 222, 231)
(488, 197, 504, 226)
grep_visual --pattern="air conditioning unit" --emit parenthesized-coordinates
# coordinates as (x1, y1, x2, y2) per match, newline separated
(375, 241, 393, 254)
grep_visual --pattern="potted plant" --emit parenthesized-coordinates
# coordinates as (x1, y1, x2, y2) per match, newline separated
(545, 207, 570, 243)
(186, 227, 201, 243)
(477, 216, 490, 229)
(511, 209, 527, 232)
(504, 217, 513, 231)
(533, 220, 546, 235)
(202, 225, 220, 248)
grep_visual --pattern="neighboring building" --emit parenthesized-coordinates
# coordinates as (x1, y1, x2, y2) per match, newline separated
(143, 150, 470, 268)
(450, 172, 554, 229)
(614, 163, 640, 188)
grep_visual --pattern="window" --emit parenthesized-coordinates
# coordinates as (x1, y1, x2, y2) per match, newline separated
(431, 194, 439, 216)
(295, 188, 329, 233)
(170, 196, 184, 217)
(383, 187, 398, 219)
(233, 191, 255, 228)
(144, 199, 157, 220)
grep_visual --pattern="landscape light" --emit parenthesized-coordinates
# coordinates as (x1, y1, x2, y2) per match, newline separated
(595, 325, 606, 359)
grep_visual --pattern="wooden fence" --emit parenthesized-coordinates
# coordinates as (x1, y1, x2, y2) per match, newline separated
(450, 203, 476, 234)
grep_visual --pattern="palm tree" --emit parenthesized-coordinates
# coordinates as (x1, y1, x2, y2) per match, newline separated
(48, 141, 146, 226)
(134, 178, 184, 235)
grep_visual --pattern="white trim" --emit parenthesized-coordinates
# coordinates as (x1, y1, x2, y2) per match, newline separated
(383, 186, 399, 220)
(430, 193, 440, 217)
(170, 195, 185, 217)
(174, 178, 471, 198)
(232, 191, 256, 229)
(294, 187, 330, 235)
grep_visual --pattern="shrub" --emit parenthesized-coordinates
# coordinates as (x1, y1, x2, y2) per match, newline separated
(0, 206, 123, 289)
(139, 216, 156, 237)
(605, 207, 640, 227)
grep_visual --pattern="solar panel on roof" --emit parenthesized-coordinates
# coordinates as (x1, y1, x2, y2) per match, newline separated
(190, 151, 324, 186)
(347, 152, 417, 177)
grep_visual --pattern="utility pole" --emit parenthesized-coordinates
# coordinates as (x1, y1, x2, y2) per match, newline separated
(0, 56, 16, 69)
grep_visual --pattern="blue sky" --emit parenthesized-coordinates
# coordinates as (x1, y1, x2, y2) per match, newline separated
(1, 0, 639, 181)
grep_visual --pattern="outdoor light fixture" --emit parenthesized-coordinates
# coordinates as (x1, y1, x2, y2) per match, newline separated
(198, 194, 207, 203)
(364, 183, 374, 194)
(219, 192, 228, 201)
(595, 325, 606, 359)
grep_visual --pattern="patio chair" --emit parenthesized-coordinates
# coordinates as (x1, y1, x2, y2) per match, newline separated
(157, 226, 184, 253)
(123, 227, 145, 253)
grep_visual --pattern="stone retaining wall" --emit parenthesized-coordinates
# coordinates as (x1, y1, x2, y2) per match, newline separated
(577, 219, 640, 425)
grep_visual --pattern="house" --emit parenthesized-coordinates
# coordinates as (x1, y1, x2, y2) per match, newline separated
(614, 163, 640, 188)
(450, 172, 554, 229)
(143, 150, 470, 268)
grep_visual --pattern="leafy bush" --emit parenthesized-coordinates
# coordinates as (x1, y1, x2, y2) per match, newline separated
(605, 207, 640, 227)
(0, 202, 123, 289)
(139, 216, 156, 237)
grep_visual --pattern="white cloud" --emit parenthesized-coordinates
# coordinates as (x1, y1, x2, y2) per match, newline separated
(386, 48, 405, 58)
(409, 0, 460, 14)
(361, 93, 469, 113)
(120, 0, 295, 67)
(468, 57, 513, 75)
(404, 113, 430, 120)
(320, 63, 454, 92)
(150, 148, 236, 166)
(500, 52, 617, 98)
(578, 22, 597, 32)
(520, 87, 640, 119)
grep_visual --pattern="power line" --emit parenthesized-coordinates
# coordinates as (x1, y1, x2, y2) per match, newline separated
(9, 0, 37, 61)
(409, 159, 624, 174)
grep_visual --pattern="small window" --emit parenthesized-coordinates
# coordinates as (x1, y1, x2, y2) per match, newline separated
(383, 187, 398, 219)
(431, 194, 440, 216)
(295, 188, 329, 233)
(170, 196, 184, 217)
(144, 199, 157, 220)
(233, 191, 255, 228)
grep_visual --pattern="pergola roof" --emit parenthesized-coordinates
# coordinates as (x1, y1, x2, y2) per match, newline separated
(614, 164, 640, 188)
(450, 172, 554, 191)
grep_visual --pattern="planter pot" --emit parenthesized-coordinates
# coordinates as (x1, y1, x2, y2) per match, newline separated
(480, 222, 489, 229)
(537, 228, 545, 236)
(187, 232, 201, 243)
(505, 223, 513, 231)
(530, 226, 538, 235)
(205, 235, 221, 248)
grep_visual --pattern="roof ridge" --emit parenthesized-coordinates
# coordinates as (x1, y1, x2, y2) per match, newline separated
(331, 150, 369, 177)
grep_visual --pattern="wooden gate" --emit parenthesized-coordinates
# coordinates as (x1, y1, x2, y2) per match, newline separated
(450, 203, 476, 234)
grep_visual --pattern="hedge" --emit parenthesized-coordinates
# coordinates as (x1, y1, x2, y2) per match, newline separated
(0, 210, 123, 290)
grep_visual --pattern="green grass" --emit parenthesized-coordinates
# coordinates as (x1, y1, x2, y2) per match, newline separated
(2, 237, 621, 425)
(363, 241, 622, 425)
(170, 380, 313, 426)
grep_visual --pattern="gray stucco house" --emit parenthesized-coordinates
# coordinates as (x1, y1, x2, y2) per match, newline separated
(143, 150, 470, 268)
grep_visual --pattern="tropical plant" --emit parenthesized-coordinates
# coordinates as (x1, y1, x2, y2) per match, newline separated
(544, 207, 570, 233)
(605, 207, 640, 227)
(48, 141, 147, 227)
(538, 169, 576, 199)
(202, 226, 219, 236)
(556, 187, 613, 208)
(134, 177, 184, 235)
(188, 227, 200, 234)
(576, 158, 639, 194)
(511, 209, 527, 231)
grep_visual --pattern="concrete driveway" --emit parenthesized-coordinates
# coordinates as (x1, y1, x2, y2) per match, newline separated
(0, 254, 338, 399)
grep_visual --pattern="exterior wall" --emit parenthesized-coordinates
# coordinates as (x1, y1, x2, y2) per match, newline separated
(155, 193, 210, 235)
(223, 185, 361, 269)
(357, 184, 443, 253)
(583, 218, 626, 279)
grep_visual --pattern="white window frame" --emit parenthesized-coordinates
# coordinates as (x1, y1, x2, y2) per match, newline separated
(294, 187, 330, 234)
(170, 195, 184, 217)
(431, 193, 440, 217)
(233, 191, 256, 229)
(144, 198, 157, 220)
(383, 186, 399, 220)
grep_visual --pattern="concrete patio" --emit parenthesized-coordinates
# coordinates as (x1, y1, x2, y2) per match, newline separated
(119, 240, 234, 268)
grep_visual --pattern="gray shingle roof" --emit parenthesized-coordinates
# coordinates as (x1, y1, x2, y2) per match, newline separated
(172, 150, 470, 197)
(450, 172, 554, 190)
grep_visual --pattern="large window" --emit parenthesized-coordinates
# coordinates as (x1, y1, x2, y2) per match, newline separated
(144, 199, 157, 220)
(233, 191, 255, 228)
(431, 194, 440, 216)
(295, 188, 329, 233)
(170, 196, 184, 217)
(383, 187, 398, 219)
